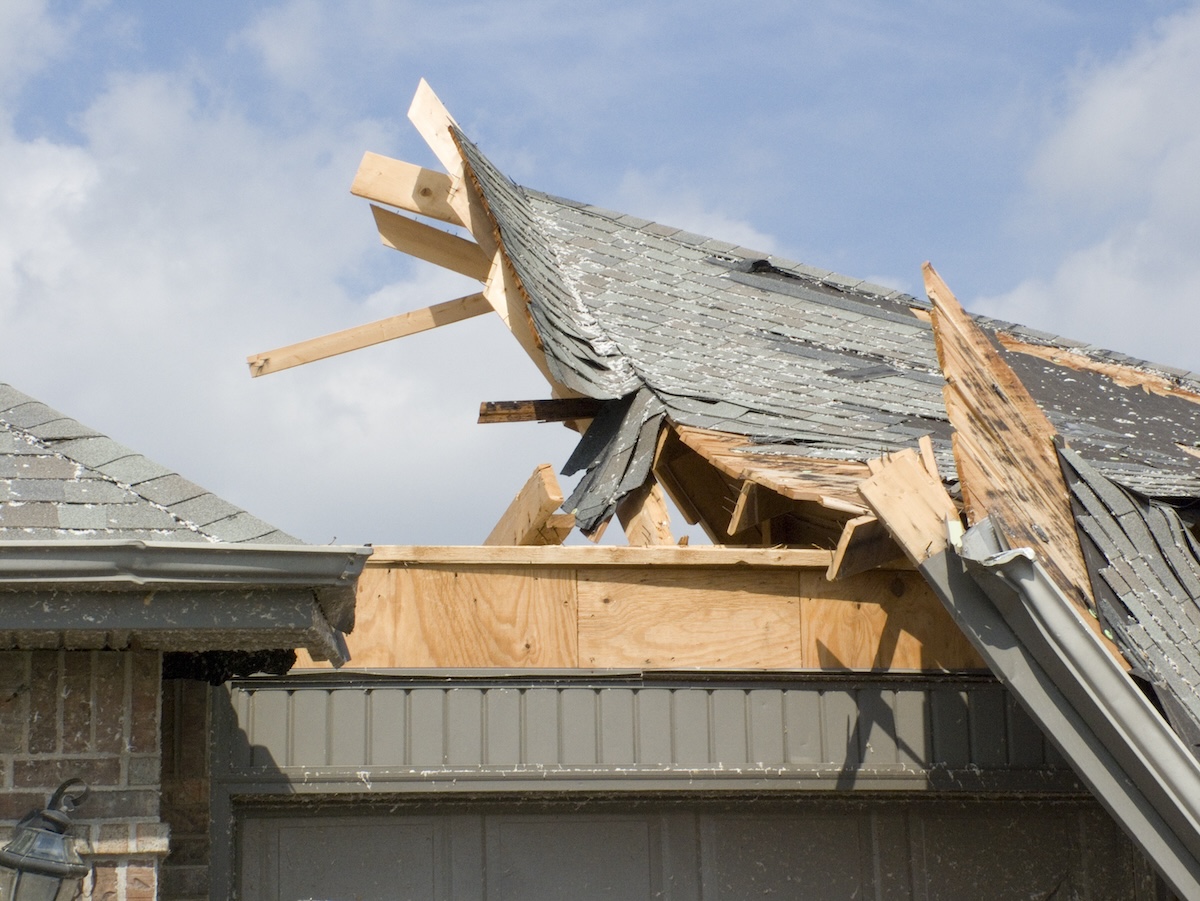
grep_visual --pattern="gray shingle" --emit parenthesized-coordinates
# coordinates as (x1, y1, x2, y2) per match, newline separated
(27, 419, 102, 441)
(135, 474, 207, 506)
(171, 494, 241, 528)
(57, 505, 109, 530)
(203, 512, 278, 543)
(52, 437, 135, 468)
(8, 480, 67, 502)
(98, 455, 174, 486)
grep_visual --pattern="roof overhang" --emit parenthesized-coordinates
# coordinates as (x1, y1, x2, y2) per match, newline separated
(0, 540, 372, 666)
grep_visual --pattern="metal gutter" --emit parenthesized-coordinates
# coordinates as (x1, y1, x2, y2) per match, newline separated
(0, 540, 371, 631)
(919, 520, 1200, 899)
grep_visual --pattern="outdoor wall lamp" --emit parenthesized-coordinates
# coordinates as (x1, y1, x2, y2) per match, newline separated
(0, 780, 90, 901)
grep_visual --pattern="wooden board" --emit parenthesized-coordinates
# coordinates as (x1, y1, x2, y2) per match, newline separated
(484, 464, 572, 546)
(351, 152, 463, 226)
(293, 565, 394, 668)
(365, 545, 837, 568)
(478, 398, 603, 423)
(615, 480, 674, 546)
(858, 449, 959, 566)
(827, 514, 903, 580)
(247, 293, 490, 377)
(799, 570, 985, 671)
(578, 569, 802, 668)
(371, 205, 491, 281)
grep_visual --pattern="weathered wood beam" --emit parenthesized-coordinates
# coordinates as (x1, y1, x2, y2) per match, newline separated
(352, 152, 464, 226)
(615, 480, 674, 546)
(246, 293, 491, 377)
(366, 545, 838, 568)
(478, 398, 603, 424)
(371, 205, 491, 281)
(484, 463, 574, 546)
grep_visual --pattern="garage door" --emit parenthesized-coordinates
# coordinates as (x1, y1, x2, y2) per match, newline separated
(238, 799, 1137, 900)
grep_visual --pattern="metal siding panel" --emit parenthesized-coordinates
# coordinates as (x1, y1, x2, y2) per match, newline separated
(599, 688, 635, 765)
(446, 688, 483, 766)
(783, 689, 823, 764)
(329, 689, 368, 766)
(672, 689, 711, 766)
(248, 688, 289, 768)
(968, 687, 1008, 768)
(821, 689, 862, 768)
(1005, 692, 1046, 766)
(930, 688, 970, 768)
(368, 687, 407, 766)
(894, 687, 929, 770)
(409, 688, 445, 766)
(747, 689, 785, 766)
(559, 688, 598, 764)
(522, 688, 560, 764)
(710, 689, 748, 765)
(636, 688, 673, 765)
(288, 687, 328, 767)
(861, 687, 899, 766)
(484, 688, 522, 766)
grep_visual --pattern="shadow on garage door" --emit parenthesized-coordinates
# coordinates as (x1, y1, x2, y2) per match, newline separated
(237, 797, 1141, 900)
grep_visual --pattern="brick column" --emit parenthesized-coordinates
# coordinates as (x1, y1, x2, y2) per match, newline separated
(159, 679, 211, 901)
(0, 650, 167, 900)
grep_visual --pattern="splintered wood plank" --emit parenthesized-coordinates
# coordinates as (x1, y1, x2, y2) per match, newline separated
(728, 481, 798, 535)
(484, 464, 573, 547)
(398, 565, 576, 667)
(799, 570, 985, 671)
(351, 152, 464, 226)
(615, 480, 674, 546)
(925, 264, 1090, 603)
(246, 293, 490, 377)
(578, 569, 801, 668)
(924, 263, 1125, 666)
(478, 398, 603, 423)
(371, 204, 491, 281)
(858, 449, 959, 565)
(827, 514, 903, 580)
(674, 424, 870, 513)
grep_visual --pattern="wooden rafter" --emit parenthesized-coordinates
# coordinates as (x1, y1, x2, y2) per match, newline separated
(484, 464, 574, 546)
(246, 293, 491, 377)
(371, 205, 490, 281)
(352, 152, 464, 227)
(615, 480, 674, 546)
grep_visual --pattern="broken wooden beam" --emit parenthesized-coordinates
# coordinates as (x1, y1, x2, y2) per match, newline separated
(858, 448, 960, 567)
(615, 480, 674, 546)
(484, 463, 574, 546)
(826, 513, 904, 581)
(371, 205, 491, 281)
(727, 480, 796, 536)
(352, 152, 464, 226)
(246, 293, 491, 377)
(478, 398, 604, 424)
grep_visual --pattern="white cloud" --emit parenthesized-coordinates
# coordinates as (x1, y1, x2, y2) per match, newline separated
(980, 6, 1200, 370)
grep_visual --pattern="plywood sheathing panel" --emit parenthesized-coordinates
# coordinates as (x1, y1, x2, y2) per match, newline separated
(858, 448, 960, 567)
(800, 570, 984, 671)
(577, 568, 801, 668)
(296, 552, 980, 672)
(923, 263, 1125, 664)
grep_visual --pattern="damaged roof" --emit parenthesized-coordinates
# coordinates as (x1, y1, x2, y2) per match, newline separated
(455, 127, 1200, 529)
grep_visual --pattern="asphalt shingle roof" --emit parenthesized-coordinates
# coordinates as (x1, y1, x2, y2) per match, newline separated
(0, 383, 300, 545)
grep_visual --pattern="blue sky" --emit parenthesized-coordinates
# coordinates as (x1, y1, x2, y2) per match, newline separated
(3, 0, 1199, 544)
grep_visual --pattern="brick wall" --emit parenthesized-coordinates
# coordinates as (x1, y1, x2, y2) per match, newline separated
(0, 650, 167, 900)
(159, 680, 211, 901)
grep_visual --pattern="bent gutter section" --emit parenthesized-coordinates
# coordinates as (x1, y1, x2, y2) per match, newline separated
(919, 522, 1200, 900)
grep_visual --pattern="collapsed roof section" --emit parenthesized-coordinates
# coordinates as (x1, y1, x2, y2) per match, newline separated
(0, 381, 370, 665)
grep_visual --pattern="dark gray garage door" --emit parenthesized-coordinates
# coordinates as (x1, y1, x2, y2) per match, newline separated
(238, 799, 1139, 900)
